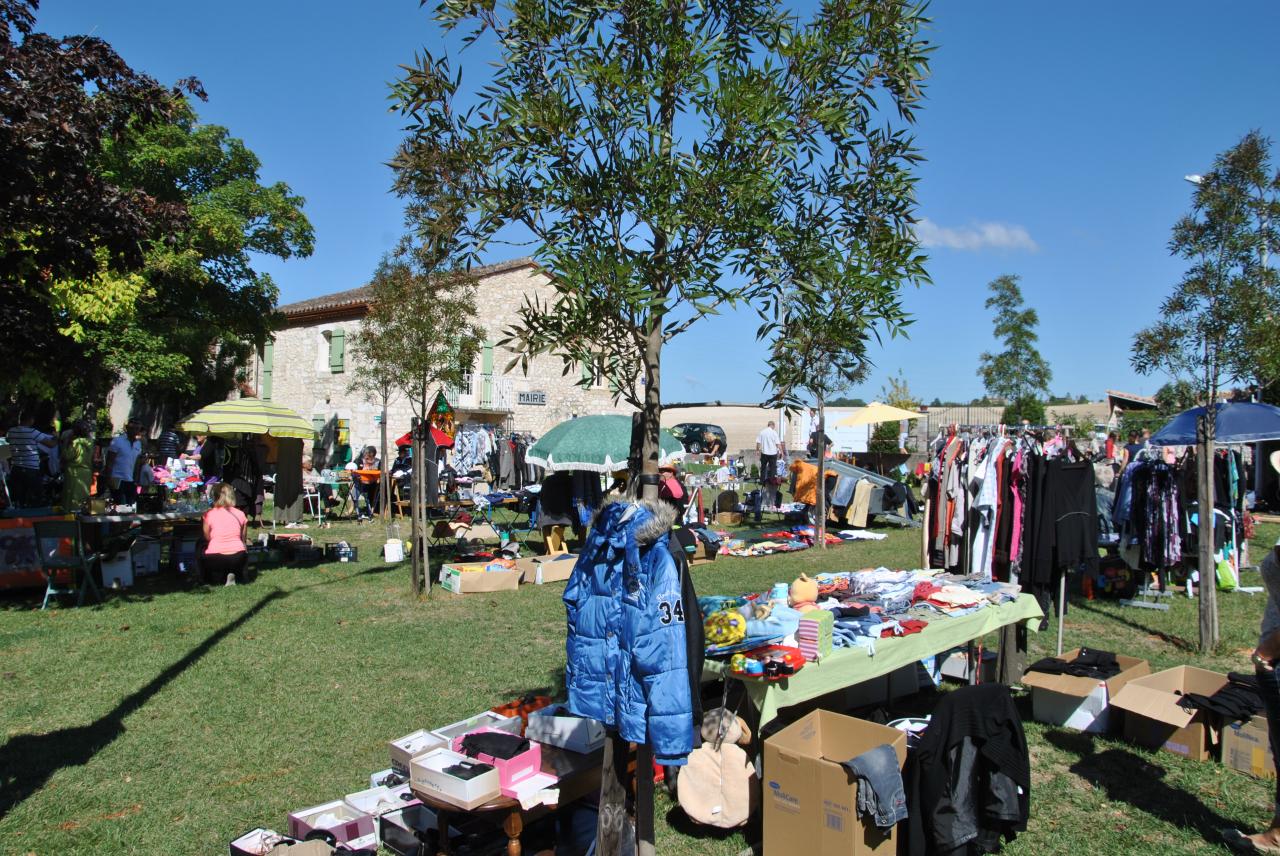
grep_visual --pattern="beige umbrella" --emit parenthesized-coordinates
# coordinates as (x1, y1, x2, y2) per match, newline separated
(834, 401, 922, 428)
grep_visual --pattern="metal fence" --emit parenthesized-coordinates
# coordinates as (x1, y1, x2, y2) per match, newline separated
(915, 405, 1007, 448)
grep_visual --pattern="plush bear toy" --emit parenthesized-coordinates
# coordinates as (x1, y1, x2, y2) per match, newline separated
(789, 573, 820, 612)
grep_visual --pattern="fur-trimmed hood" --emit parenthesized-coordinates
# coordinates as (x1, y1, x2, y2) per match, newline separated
(589, 498, 677, 546)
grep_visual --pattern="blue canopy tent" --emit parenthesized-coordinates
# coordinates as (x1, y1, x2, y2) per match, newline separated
(1148, 401, 1280, 446)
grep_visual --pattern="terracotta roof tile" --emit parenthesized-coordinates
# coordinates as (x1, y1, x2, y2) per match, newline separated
(277, 257, 538, 316)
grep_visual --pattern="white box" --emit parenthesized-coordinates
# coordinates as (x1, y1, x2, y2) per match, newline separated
(430, 710, 520, 744)
(101, 552, 134, 588)
(131, 539, 161, 575)
(346, 832, 377, 851)
(526, 706, 606, 754)
(389, 729, 447, 773)
(369, 768, 399, 789)
(409, 748, 502, 810)
(286, 799, 374, 844)
(344, 784, 417, 829)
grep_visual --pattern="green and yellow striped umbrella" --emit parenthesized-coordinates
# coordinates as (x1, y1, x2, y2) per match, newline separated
(178, 398, 314, 440)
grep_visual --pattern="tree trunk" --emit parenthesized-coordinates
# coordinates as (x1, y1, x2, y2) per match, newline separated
(1197, 411, 1218, 652)
(410, 416, 423, 596)
(380, 404, 390, 521)
(815, 400, 827, 550)
(638, 320, 663, 503)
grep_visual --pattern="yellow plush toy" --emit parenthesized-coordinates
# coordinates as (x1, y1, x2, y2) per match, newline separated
(790, 573, 820, 612)
(705, 609, 747, 645)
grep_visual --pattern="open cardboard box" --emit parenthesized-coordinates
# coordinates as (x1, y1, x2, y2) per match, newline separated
(512, 553, 578, 585)
(1021, 649, 1150, 733)
(526, 705, 607, 754)
(410, 748, 502, 810)
(763, 709, 907, 856)
(1223, 718, 1275, 779)
(431, 710, 521, 744)
(439, 562, 521, 595)
(1110, 665, 1229, 761)
(389, 729, 448, 773)
(286, 799, 375, 844)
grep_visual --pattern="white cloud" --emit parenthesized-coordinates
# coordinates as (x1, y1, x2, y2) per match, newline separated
(915, 218, 1039, 252)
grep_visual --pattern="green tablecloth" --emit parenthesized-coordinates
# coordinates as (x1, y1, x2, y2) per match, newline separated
(702, 594, 1044, 726)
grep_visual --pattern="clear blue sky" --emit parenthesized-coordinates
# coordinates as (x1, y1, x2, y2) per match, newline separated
(36, 1, 1280, 405)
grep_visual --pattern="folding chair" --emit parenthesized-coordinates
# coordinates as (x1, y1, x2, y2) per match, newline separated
(33, 519, 102, 609)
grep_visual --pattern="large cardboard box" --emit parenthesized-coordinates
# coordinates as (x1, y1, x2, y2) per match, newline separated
(1021, 649, 1150, 733)
(513, 554, 577, 585)
(1223, 718, 1275, 779)
(715, 511, 743, 526)
(438, 563, 521, 595)
(526, 705, 607, 754)
(1110, 665, 1229, 761)
(763, 709, 907, 856)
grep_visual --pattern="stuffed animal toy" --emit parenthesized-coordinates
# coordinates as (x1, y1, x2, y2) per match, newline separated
(790, 573, 820, 612)
(679, 708, 758, 828)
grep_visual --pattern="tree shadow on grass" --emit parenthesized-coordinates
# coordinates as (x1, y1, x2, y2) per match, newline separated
(1043, 730, 1249, 845)
(1071, 600, 1196, 651)
(0, 563, 390, 816)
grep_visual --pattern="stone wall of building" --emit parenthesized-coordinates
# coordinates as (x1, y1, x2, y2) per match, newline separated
(252, 264, 634, 457)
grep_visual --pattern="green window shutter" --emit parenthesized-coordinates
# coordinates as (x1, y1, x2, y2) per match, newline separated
(481, 341, 495, 375)
(609, 373, 620, 395)
(329, 329, 345, 373)
(261, 342, 274, 400)
(581, 358, 592, 386)
(311, 415, 326, 439)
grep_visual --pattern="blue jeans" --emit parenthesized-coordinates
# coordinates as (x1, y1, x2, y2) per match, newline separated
(1256, 664, 1280, 811)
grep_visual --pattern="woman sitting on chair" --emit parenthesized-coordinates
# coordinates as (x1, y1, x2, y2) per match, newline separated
(203, 482, 249, 586)
(350, 445, 381, 521)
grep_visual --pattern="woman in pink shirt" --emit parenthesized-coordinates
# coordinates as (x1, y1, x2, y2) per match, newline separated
(203, 482, 248, 585)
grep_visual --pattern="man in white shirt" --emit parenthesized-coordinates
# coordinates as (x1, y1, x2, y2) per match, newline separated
(755, 421, 783, 521)
(104, 420, 144, 505)
(5, 412, 55, 507)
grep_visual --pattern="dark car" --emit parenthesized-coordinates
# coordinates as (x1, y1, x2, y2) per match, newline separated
(672, 423, 728, 454)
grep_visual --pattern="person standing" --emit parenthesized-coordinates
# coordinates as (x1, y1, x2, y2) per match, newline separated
(104, 420, 144, 506)
(1227, 539, 1280, 853)
(156, 427, 183, 462)
(1120, 431, 1143, 469)
(202, 482, 249, 586)
(60, 420, 94, 512)
(5, 411, 56, 507)
(755, 420, 783, 523)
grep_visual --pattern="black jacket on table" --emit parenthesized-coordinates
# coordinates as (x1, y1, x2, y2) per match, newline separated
(905, 684, 1030, 855)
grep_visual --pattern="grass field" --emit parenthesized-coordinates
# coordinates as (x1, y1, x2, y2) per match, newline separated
(2, 514, 1277, 855)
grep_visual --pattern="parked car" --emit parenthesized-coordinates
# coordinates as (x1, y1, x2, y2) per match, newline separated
(672, 423, 728, 454)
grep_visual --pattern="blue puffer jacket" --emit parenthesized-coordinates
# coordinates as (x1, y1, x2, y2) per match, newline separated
(564, 499, 693, 765)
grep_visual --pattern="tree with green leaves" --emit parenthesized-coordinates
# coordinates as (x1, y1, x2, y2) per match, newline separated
(1, 0, 204, 405)
(352, 241, 483, 593)
(978, 274, 1051, 424)
(392, 0, 931, 511)
(1132, 130, 1280, 652)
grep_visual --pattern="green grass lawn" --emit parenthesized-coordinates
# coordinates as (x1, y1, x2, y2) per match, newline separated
(1, 517, 1277, 855)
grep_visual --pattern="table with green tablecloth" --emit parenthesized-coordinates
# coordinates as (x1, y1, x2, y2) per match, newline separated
(702, 594, 1044, 727)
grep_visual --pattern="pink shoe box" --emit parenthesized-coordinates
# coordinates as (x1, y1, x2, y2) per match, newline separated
(286, 799, 374, 844)
(450, 726, 542, 795)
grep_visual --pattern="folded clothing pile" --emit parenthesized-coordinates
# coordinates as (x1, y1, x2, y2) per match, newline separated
(1026, 647, 1121, 680)
(1176, 671, 1264, 723)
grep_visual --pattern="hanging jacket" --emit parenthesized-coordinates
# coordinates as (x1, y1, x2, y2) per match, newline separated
(905, 683, 1030, 855)
(564, 499, 694, 765)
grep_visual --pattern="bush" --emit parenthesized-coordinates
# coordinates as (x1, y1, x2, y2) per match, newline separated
(1001, 396, 1046, 426)
(868, 420, 900, 453)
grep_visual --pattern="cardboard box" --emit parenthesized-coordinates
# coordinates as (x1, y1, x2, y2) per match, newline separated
(449, 727, 543, 794)
(1223, 718, 1275, 779)
(409, 748, 502, 810)
(938, 649, 997, 684)
(1021, 649, 1150, 734)
(1110, 665, 1229, 761)
(344, 783, 420, 829)
(229, 828, 293, 856)
(431, 710, 521, 744)
(715, 511, 743, 526)
(438, 563, 521, 595)
(286, 799, 375, 844)
(526, 705, 607, 754)
(513, 554, 578, 585)
(763, 709, 907, 855)
(389, 729, 448, 773)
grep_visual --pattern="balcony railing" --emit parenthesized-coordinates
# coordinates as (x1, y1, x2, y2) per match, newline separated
(444, 373, 515, 411)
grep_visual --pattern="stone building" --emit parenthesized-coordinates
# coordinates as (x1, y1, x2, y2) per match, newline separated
(249, 258, 633, 462)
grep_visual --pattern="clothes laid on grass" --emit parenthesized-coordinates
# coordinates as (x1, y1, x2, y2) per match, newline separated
(1176, 672, 1264, 723)
(564, 500, 693, 765)
(905, 683, 1030, 856)
(1026, 647, 1121, 680)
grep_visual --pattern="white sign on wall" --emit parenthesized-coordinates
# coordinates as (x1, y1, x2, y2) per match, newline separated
(518, 391, 548, 406)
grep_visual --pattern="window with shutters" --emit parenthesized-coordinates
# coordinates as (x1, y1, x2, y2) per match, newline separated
(261, 341, 274, 400)
(581, 355, 605, 389)
(328, 328, 345, 373)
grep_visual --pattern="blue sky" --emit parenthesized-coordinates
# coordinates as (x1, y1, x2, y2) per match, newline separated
(36, 1, 1280, 405)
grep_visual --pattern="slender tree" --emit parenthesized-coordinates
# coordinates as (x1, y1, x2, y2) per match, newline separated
(392, 0, 932, 506)
(354, 243, 482, 593)
(1132, 131, 1280, 652)
(978, 274, 1052, 424)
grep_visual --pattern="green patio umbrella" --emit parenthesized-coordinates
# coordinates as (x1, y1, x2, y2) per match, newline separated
(178, 398, 314, 440)
(526, 414, 685, 473)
